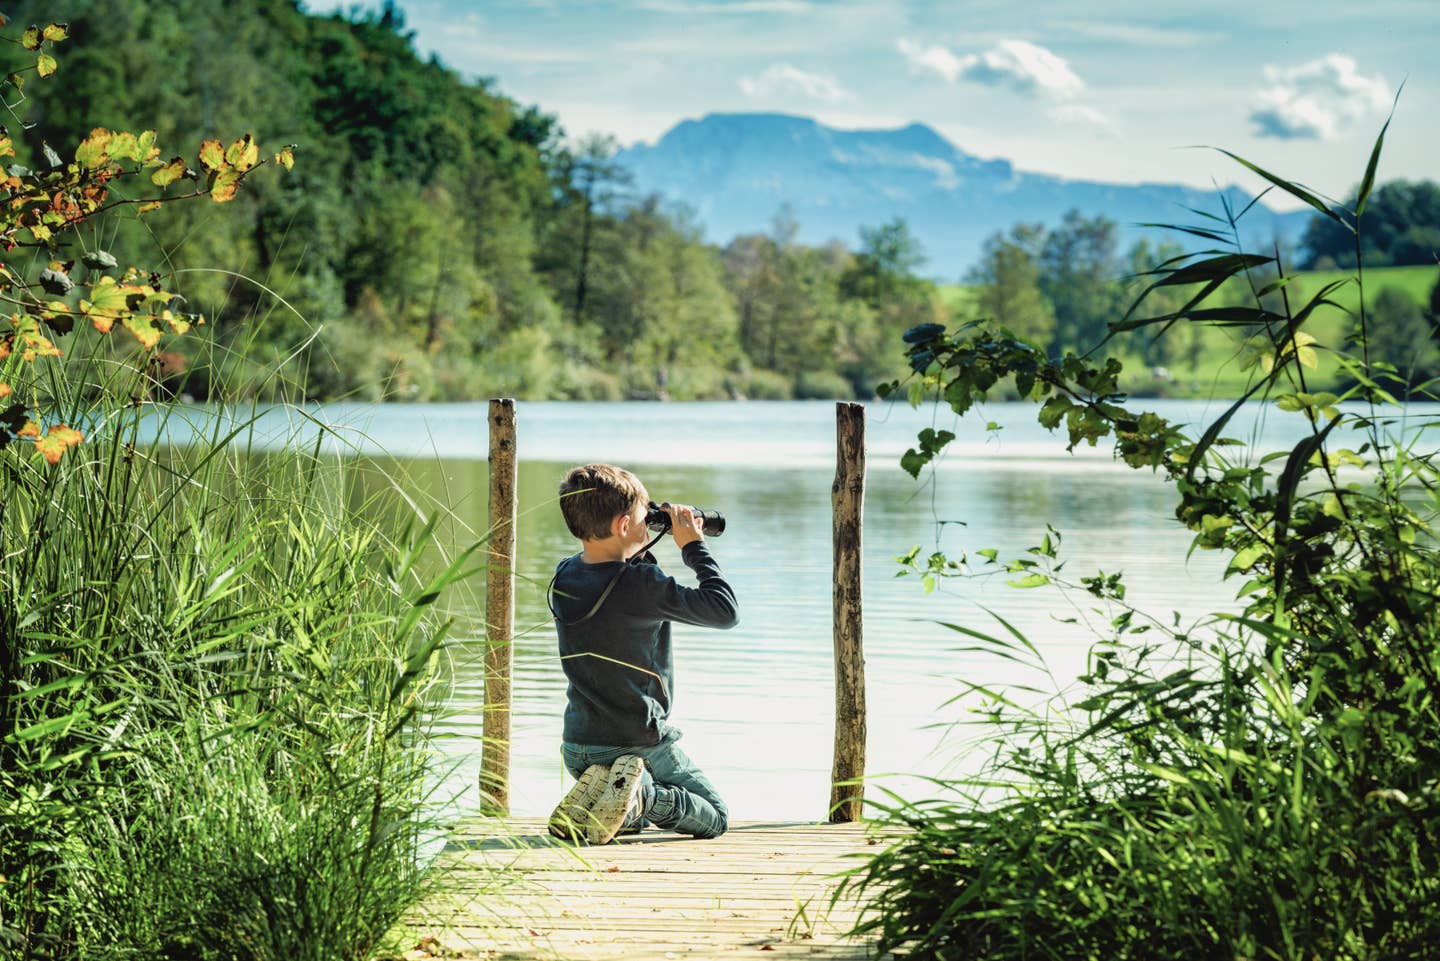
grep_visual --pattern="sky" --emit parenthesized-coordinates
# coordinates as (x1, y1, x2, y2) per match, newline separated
(304, 0, 1436, 210)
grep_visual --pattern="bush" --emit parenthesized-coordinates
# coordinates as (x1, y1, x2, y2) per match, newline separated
(0, 31, 471, 959)
(727, 367, 793, 400)
(849, 124, 1440, 959)
(794, 369, 854, 399)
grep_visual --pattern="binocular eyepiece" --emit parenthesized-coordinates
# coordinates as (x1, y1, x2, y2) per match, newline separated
(645, 501, 726, 537)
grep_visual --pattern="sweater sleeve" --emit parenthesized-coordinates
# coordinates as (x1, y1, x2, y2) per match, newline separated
(639, 541, 739, 629)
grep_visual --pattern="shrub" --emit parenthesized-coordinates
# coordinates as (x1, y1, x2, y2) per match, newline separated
(0, 28, 471, 960)
(794, 369, 854, 399)
(847, 120, 1440, 959)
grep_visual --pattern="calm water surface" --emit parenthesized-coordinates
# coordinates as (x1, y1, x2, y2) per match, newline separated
(165, 398, 1440, 819)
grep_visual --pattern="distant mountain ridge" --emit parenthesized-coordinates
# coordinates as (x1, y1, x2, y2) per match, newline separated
(615, 113, 1310, 275)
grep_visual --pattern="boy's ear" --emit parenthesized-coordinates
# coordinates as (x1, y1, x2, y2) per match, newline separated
(611, 511, 630, 539)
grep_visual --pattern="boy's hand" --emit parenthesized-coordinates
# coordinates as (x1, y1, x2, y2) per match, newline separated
(664, 502, 703, 548)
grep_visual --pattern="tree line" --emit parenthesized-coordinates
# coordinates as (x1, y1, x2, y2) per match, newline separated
(9, 0, 1436, 401)
(7, 0, 942, 402)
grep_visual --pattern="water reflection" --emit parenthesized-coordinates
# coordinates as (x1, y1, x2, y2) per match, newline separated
(346, 453, 1232, 821)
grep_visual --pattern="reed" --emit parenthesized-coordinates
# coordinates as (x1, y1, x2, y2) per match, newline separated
(1, 311, 480, 960)
(848, 117, 1440, 959)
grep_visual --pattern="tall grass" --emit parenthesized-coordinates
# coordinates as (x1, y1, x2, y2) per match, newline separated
(847, 125, 1440, 958)
(1, 302, 480, 959)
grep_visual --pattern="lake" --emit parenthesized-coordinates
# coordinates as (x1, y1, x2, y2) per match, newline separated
(159, 397, 1440, 820)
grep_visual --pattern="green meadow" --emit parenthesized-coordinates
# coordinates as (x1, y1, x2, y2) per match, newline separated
(940, 263, 1438, 398)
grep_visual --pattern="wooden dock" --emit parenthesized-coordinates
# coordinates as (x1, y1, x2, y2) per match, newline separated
(398, 818, 888, 960)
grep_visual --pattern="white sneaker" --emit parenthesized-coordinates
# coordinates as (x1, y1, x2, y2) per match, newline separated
(546, 763, 610, 840)
(582, 755, 646, 845)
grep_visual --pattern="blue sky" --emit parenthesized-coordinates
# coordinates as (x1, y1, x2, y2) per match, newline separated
(306, 0, 1435, 209)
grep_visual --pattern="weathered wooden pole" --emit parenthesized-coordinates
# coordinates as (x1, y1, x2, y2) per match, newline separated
(480, 398, 516, 816)
(830, 401, 867, 823)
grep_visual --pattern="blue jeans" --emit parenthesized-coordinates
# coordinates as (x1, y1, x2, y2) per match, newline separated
(561, 738, 729, 839)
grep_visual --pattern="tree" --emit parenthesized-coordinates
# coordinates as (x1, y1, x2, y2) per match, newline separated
(840, 218, 928, 307)
(1300, 179, 1440, 268)
(1363, 287, 1440, 387)
(1039, 209, 1125, 352)
(1123, 238, 1193, 369)
(550, 133, 632, 325)
(967, 224, 1055, 346)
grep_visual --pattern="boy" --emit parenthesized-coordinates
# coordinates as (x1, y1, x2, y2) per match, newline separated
(547, 463, 738, 844)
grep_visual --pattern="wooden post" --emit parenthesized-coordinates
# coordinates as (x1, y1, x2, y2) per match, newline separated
(830, 402, 867, 823)
(480, 398, 516, 815)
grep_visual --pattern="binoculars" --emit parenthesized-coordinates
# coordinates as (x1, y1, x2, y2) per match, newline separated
(645, 501, 726, 537)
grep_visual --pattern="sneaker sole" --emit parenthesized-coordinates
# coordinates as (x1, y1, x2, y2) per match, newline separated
(583, 755, 646, 845)
(547, 763, 610, 840)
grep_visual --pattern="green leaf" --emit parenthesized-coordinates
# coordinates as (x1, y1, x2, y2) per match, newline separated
(1006, 573, 1050, 589)
(1215, 148, 1348, 227)
(1038, 395, 1071, 430)
(900, 448, 926, 478)
(1155, 253, 1273, 288)
(1356, 86, 1401, 217)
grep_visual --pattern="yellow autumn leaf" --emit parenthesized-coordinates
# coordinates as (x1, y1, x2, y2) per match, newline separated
(17, 421, 40, 439)
(76, 128, 112, 169)
(80, 275, 129, 333)
(43, 23, 69, 42)
(37, 54, 56, 78)
(0, 382, 11, 399)
(150, 156, 187, 187)
(0, 137, 13, 158)
(225, 134, 259, 172)
(35, 424, 84, 465)
(274, 146, 295, 171)
(21, 26, 41, 50)
(121, 313, 163, 349)
(197, 139, 226, 171)
(137, 201, 162, 214)
(209, 167, 241, 203)
(10, 315, 61, 361)
(160, 309, 192, 336)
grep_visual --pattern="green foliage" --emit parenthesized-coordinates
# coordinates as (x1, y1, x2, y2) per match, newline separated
(1361, 287, 1440, 388)
(1039, 209, 1127, 352)
(0, 24, 284, 460)
(4, 1, 935, 403)
(966, 224, 1057, 346)
(854, 126, 1440, 958)
(1301, 178, 1440, 269)
(0, 26, 471, 959)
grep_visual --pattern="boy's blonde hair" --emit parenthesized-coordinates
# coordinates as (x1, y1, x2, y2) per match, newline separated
(558, 464, 649, 541)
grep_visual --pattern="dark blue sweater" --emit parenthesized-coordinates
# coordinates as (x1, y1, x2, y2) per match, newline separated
(553, 541, 739, 746)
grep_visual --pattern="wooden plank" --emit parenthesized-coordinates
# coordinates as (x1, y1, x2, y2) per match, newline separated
(400, 818, 888, 959)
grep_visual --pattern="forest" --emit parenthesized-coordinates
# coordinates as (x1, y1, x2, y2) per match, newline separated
(7, 0, 1438, 402)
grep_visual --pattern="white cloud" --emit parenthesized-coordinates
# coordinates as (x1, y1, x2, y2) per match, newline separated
(638, 0, 814, 11)
(896, 39, 965, 84)
(1057, 21, 1217, 48)
(1250, 54, 1390, 140)
(1048, 103, 1112, 129)
(898, 38, 1084, 98)
(739, 63, 852, 103)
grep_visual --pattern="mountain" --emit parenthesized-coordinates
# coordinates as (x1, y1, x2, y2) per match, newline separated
(615, 113, 1312, 276)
